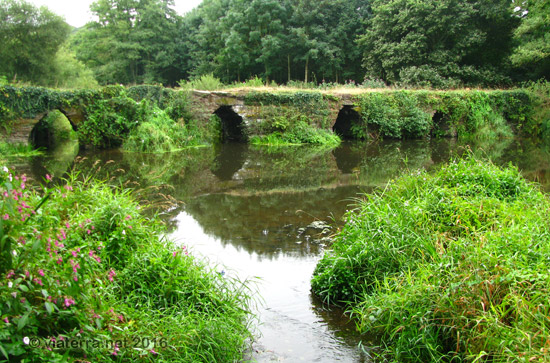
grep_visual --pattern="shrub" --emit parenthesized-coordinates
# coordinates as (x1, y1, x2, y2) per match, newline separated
(250, 115, 341, 146)
(354, 92, 433, 139)
(79, 94, 149, 148)
(123, 107, 209, 153)
(311, 157, 550, 361)
(179, 74, 224, 91)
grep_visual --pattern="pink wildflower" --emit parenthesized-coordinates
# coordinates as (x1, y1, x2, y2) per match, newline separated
(108, 269, 116, 282)
(33, 278, 43, 286)
(64, 185, 73, 191)
(64, 297, 75, 307)
(45, 174, 52, 181)
(112, 344, 119, 356)
(2, 214, 8, 220)
(65, 222, 70, 229)
(150, 349, 157, 355)
(3, 317, 8, 324)
(38, 269, 44, 277)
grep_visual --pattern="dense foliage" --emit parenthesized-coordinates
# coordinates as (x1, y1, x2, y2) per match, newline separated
(510, 0, 550, 80)
(1, 0, 550, 87)
(359, 0, 518, 87)
(312, 157, 550, 361)
(0, 0, 70, 85)
(0, 167, 254, 361)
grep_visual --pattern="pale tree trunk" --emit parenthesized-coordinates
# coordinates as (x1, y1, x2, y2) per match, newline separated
(288, 54, 291, 83)
(305, 56, 309, 83)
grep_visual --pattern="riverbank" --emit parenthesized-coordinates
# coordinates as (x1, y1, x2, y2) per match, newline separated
(0, 167, 254, 361)
(311, 157, 550, 361)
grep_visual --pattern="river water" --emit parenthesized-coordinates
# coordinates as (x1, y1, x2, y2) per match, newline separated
(6, 138, 550, 362)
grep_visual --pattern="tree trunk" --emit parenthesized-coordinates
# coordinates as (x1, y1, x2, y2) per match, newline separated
(305, 56, 309, 83)
(288, 54, 291, 83)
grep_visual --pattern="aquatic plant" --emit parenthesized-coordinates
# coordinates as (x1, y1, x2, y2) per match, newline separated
(312, 157, 550, 361)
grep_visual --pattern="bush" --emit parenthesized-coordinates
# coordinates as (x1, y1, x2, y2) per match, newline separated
(123, 107, 209, 152)
(354, 92, 433, 139)
(79, 95, 148, 148)
(0, 167, 254, 361)
(250, 115, 341, 146)
(179, 74, 224, 91)
(311, 157, 550, 361)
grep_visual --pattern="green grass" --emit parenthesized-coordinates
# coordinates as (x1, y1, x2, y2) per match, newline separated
(0, 167, 255, 361)
(123, 106, 213, 153)
(250, 119, 341, 147)
(0, 142, 43, 158)
(311, 156, 550, 362)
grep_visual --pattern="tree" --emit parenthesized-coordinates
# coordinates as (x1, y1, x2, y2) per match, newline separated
(511, 0, 550, 79)
(359, 0, 517, 87)
(0, 0, 70, 84)
(73, 0, 182, 85)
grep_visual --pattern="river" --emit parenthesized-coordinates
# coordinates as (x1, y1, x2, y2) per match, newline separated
(7, 137, 550, 362)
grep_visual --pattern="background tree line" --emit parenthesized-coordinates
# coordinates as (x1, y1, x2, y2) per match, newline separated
(0, 0, 549, 88)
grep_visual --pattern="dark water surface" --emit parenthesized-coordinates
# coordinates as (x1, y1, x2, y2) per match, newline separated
(7, 138, 550, 362)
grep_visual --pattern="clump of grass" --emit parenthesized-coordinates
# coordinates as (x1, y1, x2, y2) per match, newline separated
(0, 142, 43, 158)
(311, 156, 550, 362)
(178, 74, 224, 91)
(0, 167, 255, 361)
(123, 107, 209, 152)
(250, 116, 341, 146)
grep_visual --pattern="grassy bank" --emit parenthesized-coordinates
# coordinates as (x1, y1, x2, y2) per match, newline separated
(0, 167, 254, 361)
(311, 157, 550, 361)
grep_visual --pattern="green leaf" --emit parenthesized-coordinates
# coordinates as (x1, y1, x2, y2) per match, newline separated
(17, 312, 29, 331)
(0, 343, 8, 360)
(44, 301, 54, 314)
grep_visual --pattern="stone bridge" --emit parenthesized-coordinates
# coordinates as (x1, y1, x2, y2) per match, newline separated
(188, 90, 360, 141)
(2, 90, 361, 145)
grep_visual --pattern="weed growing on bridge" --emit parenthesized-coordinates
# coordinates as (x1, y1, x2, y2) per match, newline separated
(312, 157, 550, 361)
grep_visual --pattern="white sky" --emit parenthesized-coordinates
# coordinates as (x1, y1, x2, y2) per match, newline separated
(26, 0, 204, 27)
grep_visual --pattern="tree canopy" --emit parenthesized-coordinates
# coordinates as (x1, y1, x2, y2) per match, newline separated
(0, 0, 70, 84)
(1, 0, 549, 87)
(359, 0, 518, 87)
(510, 0, 550, 79)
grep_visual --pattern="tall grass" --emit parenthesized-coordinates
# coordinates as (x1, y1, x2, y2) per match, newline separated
(123, 106, 211, 152)
(0, 167, 255, 361)
(0, 142, 43, 158)
(250, 115, 341, 146)
(311, 157, 550, 362)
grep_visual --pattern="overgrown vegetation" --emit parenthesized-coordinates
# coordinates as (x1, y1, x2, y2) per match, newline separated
(311, 157, 550, 361)
(351, 89, 544, 140)
(123, 106, 214, 152)
(0, 142, 43, 160)
(250, 116, 340, 146)
(0, 167, 255, 361)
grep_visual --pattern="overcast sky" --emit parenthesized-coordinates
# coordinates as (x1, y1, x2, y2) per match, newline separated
(26, 0, 204, 27)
